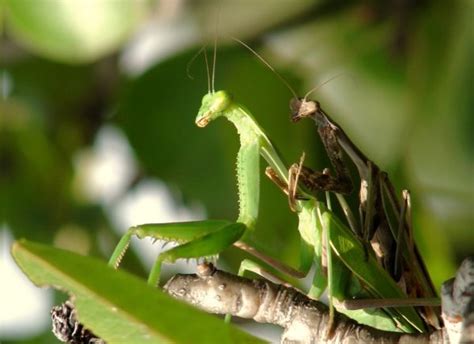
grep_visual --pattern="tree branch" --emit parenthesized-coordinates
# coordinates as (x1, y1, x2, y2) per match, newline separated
(440, 257, 474, 343)
(164, 257, 473, 343)
(164, 263, 447, 344)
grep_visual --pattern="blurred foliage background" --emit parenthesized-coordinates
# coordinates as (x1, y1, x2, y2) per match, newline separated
(1, 0, 472, 342)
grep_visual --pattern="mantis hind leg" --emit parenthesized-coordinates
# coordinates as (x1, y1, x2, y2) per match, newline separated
(148, 222, 246, 286)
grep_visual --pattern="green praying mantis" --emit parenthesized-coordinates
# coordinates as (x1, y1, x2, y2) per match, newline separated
(107, 44, 441, 334)
(108, 82, 305, 288)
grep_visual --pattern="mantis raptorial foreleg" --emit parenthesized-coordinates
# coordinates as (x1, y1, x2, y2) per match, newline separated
(146, 223, 246, 286)
(297, 125, 353, 195)
(108, 220, 243, 284)
(108, 217, 308, 287)
(108, 220, 231, 269)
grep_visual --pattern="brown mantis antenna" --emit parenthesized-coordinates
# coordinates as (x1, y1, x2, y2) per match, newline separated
(231, 36, 352, 101)
(303, 72, 351, 100)
(230, 36, 298, 99)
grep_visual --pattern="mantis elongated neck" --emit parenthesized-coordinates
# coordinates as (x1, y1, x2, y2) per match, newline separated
(226, 104, 290, 184)
(223, 104, 290, 230)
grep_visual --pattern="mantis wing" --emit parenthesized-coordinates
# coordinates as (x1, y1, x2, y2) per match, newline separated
(321, 209, 426, 333)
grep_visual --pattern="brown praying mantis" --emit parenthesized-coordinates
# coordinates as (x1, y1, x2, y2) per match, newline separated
(283, 93, 442, 329)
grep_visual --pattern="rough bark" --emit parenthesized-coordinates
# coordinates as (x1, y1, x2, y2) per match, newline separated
(164, 263, 448, 344)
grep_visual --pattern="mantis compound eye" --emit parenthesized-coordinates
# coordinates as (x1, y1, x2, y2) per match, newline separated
(210, 90, 232, 113)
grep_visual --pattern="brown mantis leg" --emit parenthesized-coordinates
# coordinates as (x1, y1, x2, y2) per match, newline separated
(394, 190, 410, 278)
(379, 179, 441, 327)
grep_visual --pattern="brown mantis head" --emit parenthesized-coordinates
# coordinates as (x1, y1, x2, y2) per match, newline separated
(290, 98, 320, 122)
(290, 73, 350, 123)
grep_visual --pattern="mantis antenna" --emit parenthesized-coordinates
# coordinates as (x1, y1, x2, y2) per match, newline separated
(211, 8, 222, 94)
(212, 36, 217, 93)
(303, 72, 351, 100)
(186, 46, 205, 80)
(232, 36, 352, 102)
(204, 47, 211, 94)
(230, 36, 298, 99)
(186, 46, 212, 94)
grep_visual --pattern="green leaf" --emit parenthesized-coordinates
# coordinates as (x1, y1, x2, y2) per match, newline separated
(4, 0, 147, 63)
(11, 240, 263, 344)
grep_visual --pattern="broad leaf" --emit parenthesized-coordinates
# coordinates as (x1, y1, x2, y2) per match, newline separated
(12, 240, 263, 344)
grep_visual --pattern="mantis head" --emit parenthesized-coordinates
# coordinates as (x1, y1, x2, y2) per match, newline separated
(196, 91, 233, 127)
(290, 98, 320, 122)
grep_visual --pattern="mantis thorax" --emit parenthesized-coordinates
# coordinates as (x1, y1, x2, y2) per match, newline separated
(195, 90, 264, 231)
